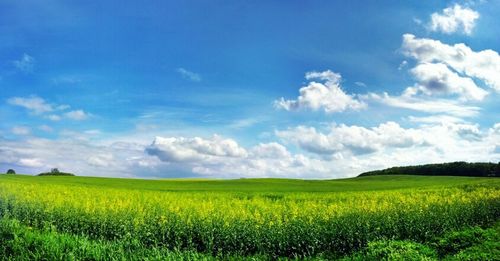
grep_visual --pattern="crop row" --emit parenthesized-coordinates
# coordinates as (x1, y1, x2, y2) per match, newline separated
(0, 182, 498, 258)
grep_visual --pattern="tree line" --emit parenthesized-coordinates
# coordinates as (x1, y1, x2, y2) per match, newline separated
(359, 162, 500, 177)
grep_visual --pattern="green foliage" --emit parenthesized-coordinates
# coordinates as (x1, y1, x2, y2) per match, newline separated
(0, 175, 498, 259)
(344, 240, 437, 261)
(344, 224, 500, 261)
(0, 218, 219, 260)
(37, 168, 75, 176)
(436, 225, 500, 260)
(37, 172, 75, 176)
(6, 169, 16, 174)
(2, 173, 495, 192)
(359, 161, 500, 177)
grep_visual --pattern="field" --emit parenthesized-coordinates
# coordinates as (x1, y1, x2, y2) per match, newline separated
(0, 174, 499, 260)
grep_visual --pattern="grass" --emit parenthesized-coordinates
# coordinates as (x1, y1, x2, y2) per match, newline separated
(1, 218, 498, 260)
(0, 174, 498, 259)
(0, 174, 494, 192)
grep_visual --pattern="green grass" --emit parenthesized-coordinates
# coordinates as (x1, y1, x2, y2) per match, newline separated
(0, 174, 498, 259)
(0, 174, 495, 192)
(1, 218, 498, 260)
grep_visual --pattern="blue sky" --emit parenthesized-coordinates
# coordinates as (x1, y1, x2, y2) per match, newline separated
(1, 1, 499, 178)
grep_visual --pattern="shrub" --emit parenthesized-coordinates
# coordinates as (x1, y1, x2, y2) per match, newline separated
(344, 240, 437, 261)
(6, 169, 15, 174)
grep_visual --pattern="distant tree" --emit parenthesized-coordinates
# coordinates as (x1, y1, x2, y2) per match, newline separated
(6, 169, 16, 174)
(51, 168, 60, 174)
(359, 162, 500, 177)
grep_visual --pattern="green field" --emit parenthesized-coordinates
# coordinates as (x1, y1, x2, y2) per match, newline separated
(0, 174, 499, 260)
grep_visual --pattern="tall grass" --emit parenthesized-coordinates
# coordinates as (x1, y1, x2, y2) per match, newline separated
(0, 177, 498, 258)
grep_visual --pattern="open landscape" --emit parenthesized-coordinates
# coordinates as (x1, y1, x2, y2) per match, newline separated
(0, 173, 498, 259)
(1, 1, 499, 260)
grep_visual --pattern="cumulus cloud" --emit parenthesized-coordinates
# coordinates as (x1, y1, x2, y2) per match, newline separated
(402, 34, 500, 92)
(408, 62, 488, 101)
(275, 70, 366, 113)
(429, 4, 479, 35)
(249, 142, 291, 159)
(87, 154, 114, 167)
(13, 53, 35, 72)
(277, 121, 500, 172)
(146, 135, 330, 178)
(177, 68, 201, 82)
(1, 122, 498, 179)
(0, 136, 155, 177)
(146, 135, 247, 162)
(277, 122, 428, 156)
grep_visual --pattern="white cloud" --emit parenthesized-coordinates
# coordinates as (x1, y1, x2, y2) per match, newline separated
(276, 121, 500, 175)
(13, 53, 35, 72)
(228, 118, 262, 129)
(146, 135, 247, 162)
(429, 4, 479, 35)
(18, 158, 44, 167)
(11, 126, 31, 136)
(0, 136, 154, 177)
(407, 115, 466, 124)
(402, 34, 500, 91)
(46, 114, 62, 121)
(249, 142, 291, 159)
(1, 122, 498, 179)
(364, 92, 480, 117)
(146, 135, 331, 178)
(398, 60, 408, 70)
(64, 110, 90, 120)
(7, 96, 53, 114)
(87, 154, 114, 167)
(7, 96, 92, 121)
(177, 68, 201, 82)
(275, 70, 366, 113)
(38, 125, 53, 132)
(354, 81, 367, 87)
(277, 122, 428, 156)
(409, 62, 488, 101)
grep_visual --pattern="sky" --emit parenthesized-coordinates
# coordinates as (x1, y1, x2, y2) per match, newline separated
(1, 0, 499, 179)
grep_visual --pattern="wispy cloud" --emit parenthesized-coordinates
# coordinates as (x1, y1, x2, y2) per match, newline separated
(51, 75, 83, 85)
(7, 96, 53, 114)
(177, 68, 201, 82)
(7, 96, 91, 121)
(13, 53, 35, 73)
(64, 110, 90, 121)
(363, 92, 480, 118)
(11, 126, 31, 136)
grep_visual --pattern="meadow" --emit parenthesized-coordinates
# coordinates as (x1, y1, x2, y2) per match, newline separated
(0, 174, 498, 260)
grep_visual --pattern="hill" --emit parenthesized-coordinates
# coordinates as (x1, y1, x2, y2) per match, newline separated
(0, 174, 497, 192)
(359, 161, 500, 177)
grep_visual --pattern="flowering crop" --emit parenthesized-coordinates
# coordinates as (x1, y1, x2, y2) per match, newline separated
(0, 175, 498, 258)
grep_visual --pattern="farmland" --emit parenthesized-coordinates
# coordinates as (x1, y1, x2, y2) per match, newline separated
(0, 174, 499, 260)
